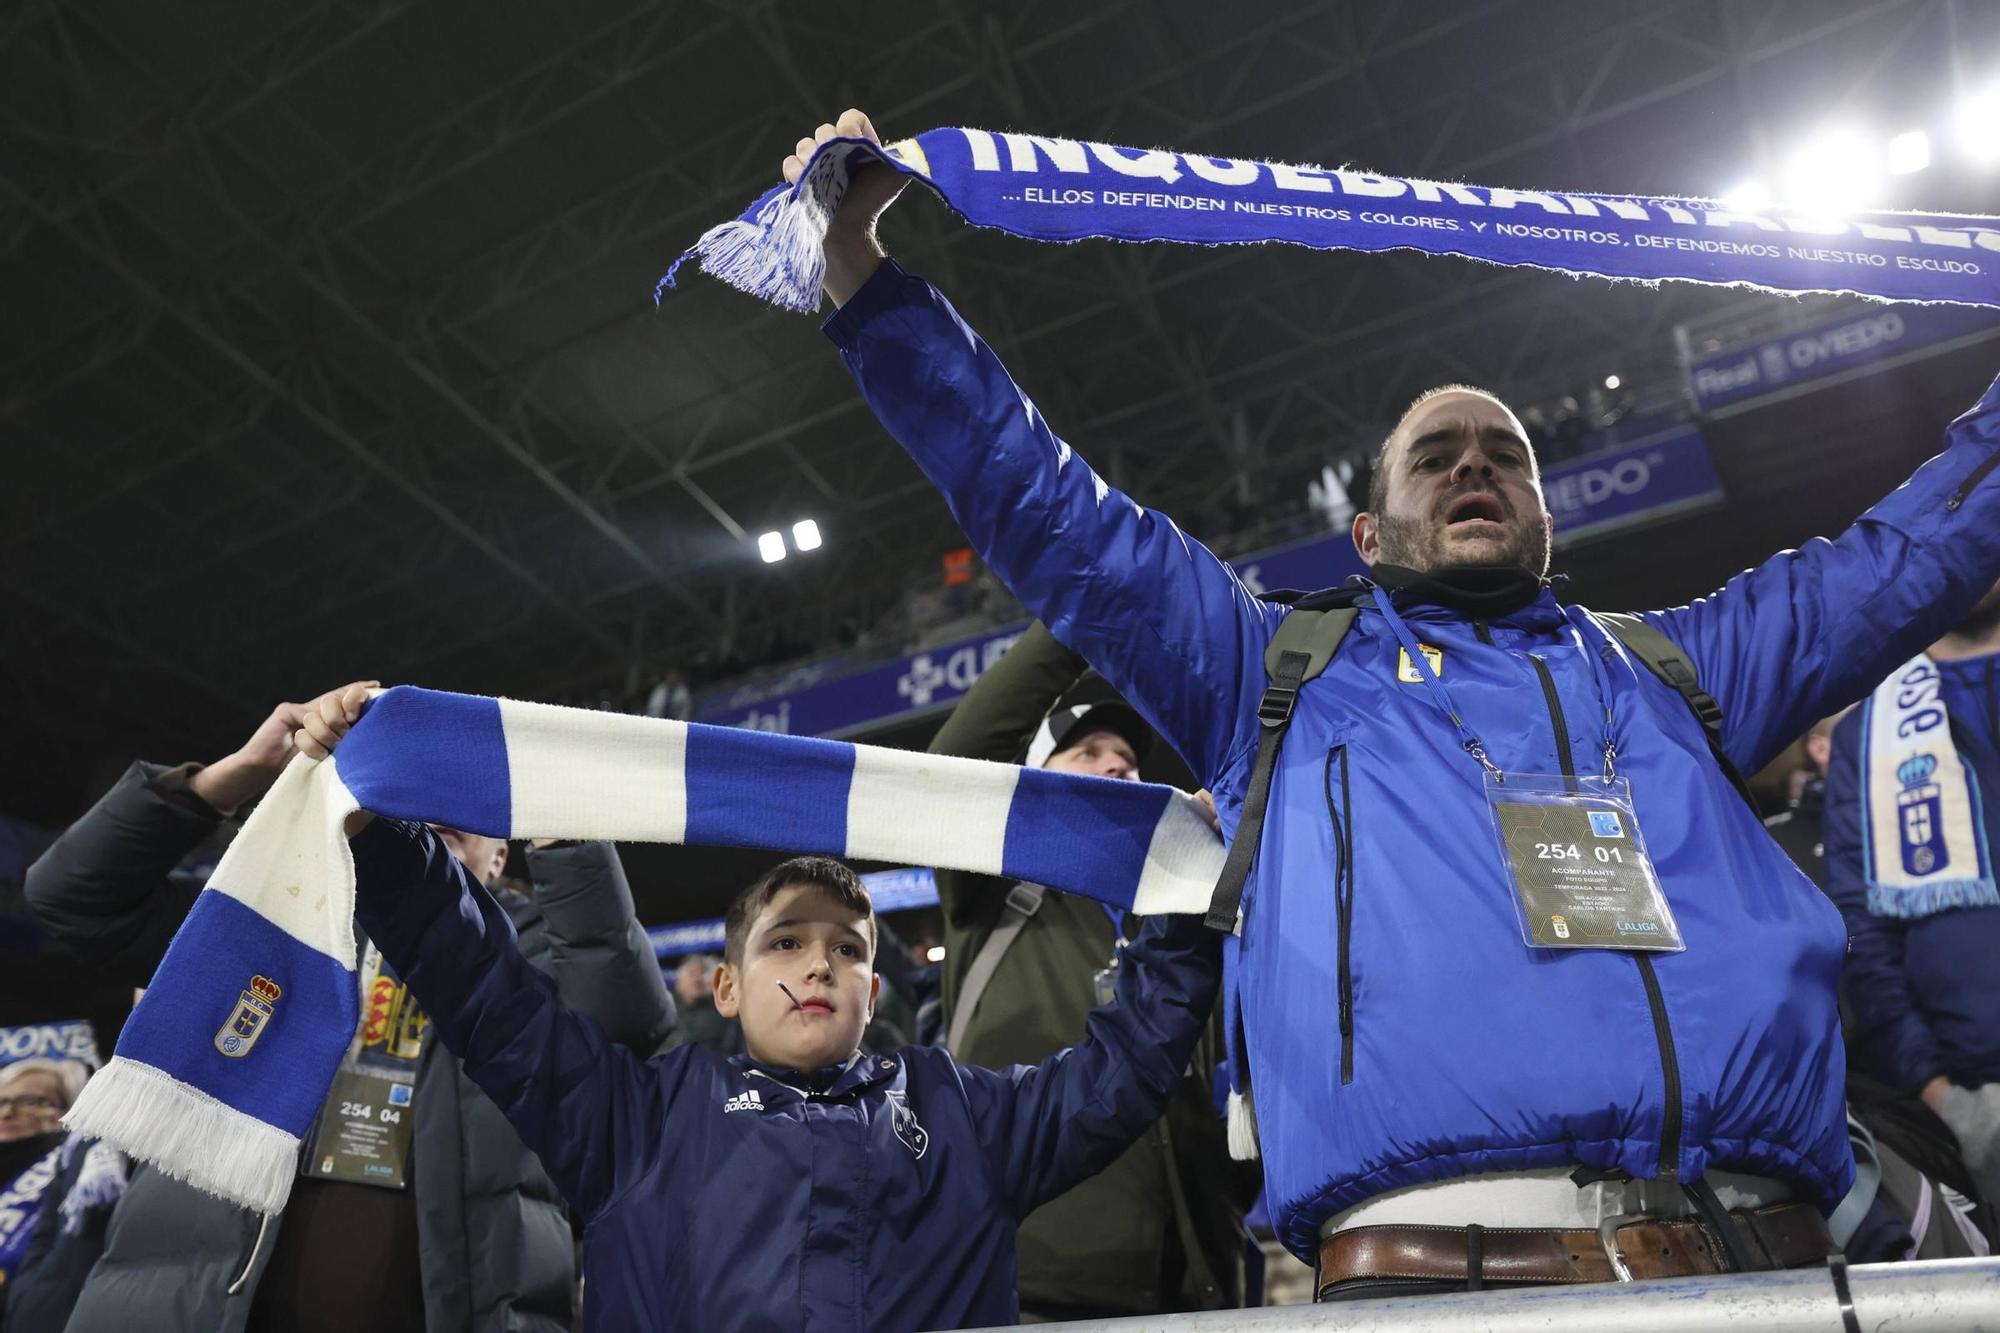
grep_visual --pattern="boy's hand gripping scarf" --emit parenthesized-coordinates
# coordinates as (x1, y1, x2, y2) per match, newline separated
(663, 130, 2000, 312)
(63, 687, 1224, 1215)
(1860, 658, 1997, 918)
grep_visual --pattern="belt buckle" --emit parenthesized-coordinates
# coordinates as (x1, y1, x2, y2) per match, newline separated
(1596, 1212, 1654, 1282)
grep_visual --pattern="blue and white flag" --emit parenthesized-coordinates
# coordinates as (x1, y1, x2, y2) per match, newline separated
(1860, 657, 1996, 918)
(63, 686, 1223, 1213)
(666, 129, 2000, 313)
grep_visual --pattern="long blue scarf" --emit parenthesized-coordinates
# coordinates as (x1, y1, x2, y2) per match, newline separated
(64, 687, 1223, 1214)
(665, 129, 2000, 312)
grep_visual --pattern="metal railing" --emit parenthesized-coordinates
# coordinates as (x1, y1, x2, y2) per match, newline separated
(973, 1257, 2000, 1332)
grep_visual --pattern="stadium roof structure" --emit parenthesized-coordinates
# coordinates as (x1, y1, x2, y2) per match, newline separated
(5, 0, 1995, 823)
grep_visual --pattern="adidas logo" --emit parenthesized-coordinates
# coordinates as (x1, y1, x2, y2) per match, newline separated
(722, 1089, 766, 1114)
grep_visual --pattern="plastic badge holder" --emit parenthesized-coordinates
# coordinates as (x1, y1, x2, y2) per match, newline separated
(1483, 773, 1685, 952)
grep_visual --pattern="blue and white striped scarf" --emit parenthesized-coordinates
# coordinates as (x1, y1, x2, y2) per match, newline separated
(1860, 656, 1996, 918)
(64, 686, 1223, 1214)
(665, 129, 2000, 313)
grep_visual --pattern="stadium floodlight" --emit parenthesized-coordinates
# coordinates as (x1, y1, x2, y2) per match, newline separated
(1887, 130, 1931, 175)
(792, 519, 823, 552)
(1962, 87, 2000, 164)
(758, 531, 786, 563)
(926, 945, 946, 963)
(1603, 374, 1621, 390)
(1719, 180, 1771, 212)
(1780, 129, 1883, 216)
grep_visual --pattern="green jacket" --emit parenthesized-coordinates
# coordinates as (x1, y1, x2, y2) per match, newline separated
(931, 622, 1253, 1317)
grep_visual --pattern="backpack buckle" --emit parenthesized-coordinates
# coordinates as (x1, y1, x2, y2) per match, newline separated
(1257, 683, 1298, 728)
(1691, 693, 1725, 732)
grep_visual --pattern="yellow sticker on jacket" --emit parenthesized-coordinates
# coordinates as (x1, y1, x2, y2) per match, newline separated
(1398, 644, 1444, 683)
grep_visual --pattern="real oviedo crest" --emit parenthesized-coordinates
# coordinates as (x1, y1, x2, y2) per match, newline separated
(214, 974, 283, 1058)
(1895, 754, 1950, 878)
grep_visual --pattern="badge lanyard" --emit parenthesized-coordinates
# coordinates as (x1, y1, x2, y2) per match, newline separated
(1561, 606, 1625, 785)
(1370, 590, 1627, 784)
(1367, 586, 1684, 953)
(301, 943, 425, 1188)
(1368, 589, 1506, 780)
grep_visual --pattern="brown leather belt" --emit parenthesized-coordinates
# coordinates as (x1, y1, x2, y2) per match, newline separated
(1316, 1202, 1832, 1295)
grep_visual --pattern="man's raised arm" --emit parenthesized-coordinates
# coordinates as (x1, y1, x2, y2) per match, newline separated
(799, 110, 1278, 787)
(1643, 374, 2000, 775)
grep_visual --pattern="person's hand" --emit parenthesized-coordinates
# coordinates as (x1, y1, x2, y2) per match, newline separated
(188, 680, 380, 815)
(292, 681, 375, 761)
(1922, 1075, 1952, 1114)
(783, 108, 909, 307)
(1193, 789, 1221, 832)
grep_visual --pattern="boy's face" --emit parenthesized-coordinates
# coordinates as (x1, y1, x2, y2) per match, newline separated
(714, 882, 878, 1071)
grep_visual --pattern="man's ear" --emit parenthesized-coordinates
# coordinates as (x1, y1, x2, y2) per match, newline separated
(867, 973, 881, 1024)
(713, 961, 740, 1019)
(1353, 510, 1381, 566)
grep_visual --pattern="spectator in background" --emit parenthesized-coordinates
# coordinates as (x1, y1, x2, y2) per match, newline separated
(0, 1061, 91, 1297)
(0, 856, 134, 1333)
(646, 670, 694, 722)
(1826, 579, 2000, 1206)
(929, 622, 1254, 1320)
(24, 682, 674, 1333)
(0, 1058, 127, 1333)
(672, 954, 743, 1056)
(1766, 712, 1842, 889)
(0, 1062, 76, 1143)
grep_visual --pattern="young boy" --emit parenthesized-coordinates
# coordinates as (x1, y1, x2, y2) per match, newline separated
(334, 773, 1222, 1330)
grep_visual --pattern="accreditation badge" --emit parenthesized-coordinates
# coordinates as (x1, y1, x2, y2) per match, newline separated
(304, 1068, 417, 1188)
(1484, 774, 1684, 952)
(301, 944, 426, 1189)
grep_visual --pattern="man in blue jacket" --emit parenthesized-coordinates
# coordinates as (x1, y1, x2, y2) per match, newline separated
(319, 718, 1222, 1330)
(782, 109, 2000, 1298)
(1825, 580, 2000, 1207)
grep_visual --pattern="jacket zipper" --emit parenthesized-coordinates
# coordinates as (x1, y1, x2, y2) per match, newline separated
(1525, 652, 1683, 1182)
(1323, 744, 1356, 1084)
(1947, 451, 2000, 511)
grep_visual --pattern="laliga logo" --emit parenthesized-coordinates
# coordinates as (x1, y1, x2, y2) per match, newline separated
(214, 974, 283, 1059)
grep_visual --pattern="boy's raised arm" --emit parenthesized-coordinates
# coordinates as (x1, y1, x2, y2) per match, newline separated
(956, 911, 1224, 1219)
(349, 818, 687, 1223)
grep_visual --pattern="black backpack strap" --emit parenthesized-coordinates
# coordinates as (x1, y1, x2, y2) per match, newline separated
(1594, 611, 1759, 812)
(1203, 607, 1357, 930)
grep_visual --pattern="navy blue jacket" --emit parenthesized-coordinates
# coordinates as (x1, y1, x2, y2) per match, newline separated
(826, 259, 2000, 1256)
(1826, 650, 2000, 1093)
(350, 819, 1222, 1332)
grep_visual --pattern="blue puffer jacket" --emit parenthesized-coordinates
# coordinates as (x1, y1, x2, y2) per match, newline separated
(826, 260, 2000, 1258)
(349, 819, 1221, 1332)
(1826, 650, 2000, 1093)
